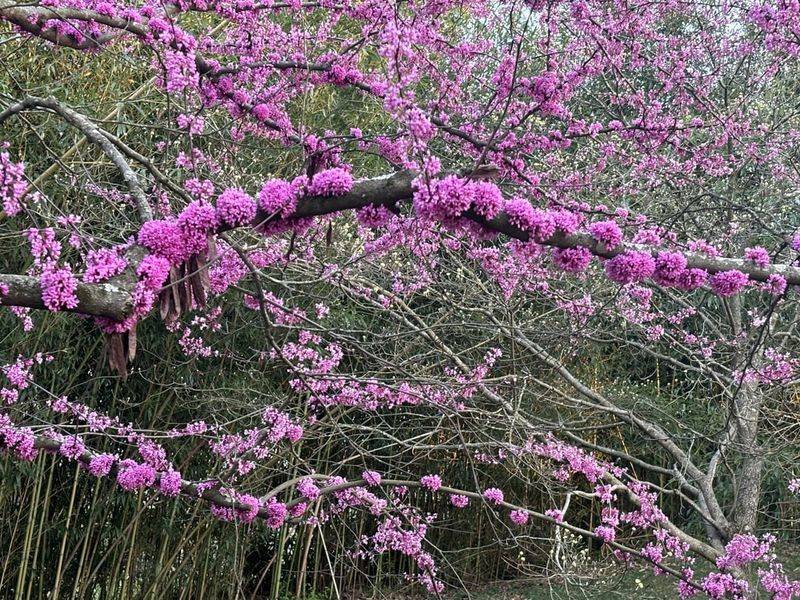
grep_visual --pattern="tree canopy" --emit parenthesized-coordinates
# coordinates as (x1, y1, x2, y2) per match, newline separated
(2, 0, 800, 597)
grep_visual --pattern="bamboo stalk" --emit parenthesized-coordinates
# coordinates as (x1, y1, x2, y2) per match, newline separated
(70, 477, 102, 600)
(30, 457, 55, 600)
(14, 459, 40, 600)
(52, 462, 82, 599)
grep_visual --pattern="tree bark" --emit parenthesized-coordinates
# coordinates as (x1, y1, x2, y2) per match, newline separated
(731, 381, 765, 533)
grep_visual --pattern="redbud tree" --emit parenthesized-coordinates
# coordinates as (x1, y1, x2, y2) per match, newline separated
(1, 0, 800, 597)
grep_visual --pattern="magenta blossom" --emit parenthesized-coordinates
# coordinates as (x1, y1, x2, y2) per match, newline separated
(483, 488, 504, 504)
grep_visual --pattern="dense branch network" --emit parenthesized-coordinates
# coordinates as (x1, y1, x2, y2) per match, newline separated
(2, 0, 800, 597)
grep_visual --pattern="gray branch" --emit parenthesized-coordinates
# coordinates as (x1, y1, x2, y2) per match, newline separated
(1, 170, 800, 320)
(0, 95, 153, 222)
(0, 274, 132, 320)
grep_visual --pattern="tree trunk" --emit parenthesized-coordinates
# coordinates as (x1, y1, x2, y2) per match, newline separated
(731, 381, 764, 533)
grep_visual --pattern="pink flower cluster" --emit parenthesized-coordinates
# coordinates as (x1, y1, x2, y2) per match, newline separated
(59, 436, 86, 459)
(709, 270, 749, 296)
(216, 188, 256, 227)
(450, 494, 469, 508)
(83, 247, 127, 283)
(0, 143, 27, 217)
(690, 532, 800, 600)
(420, 474, 442, 491)
(653, 251, 687, 286)
(745, 246, 770, 268)
(27, 228, 80, 311)
(88, 453, 116, 476)
(509, 509, 529, 525)
(0, 414, 36, 461)
(504, 198, 556, 242)
(365, 512, 444, 594)
(604, 251, 655, 285)
(588, 220, 623, 248)
(208, 407, 303, 475)
(280, 330, 478, 411)
(413, 175, 476, 220)
(116, 459, 157, 491)
(552, 246, 592, 272)
(297, 477, 321, 500)
(363, 470, 382, 486)
(265, 498, 287, 528)
(210, 491, 262, 524)
(307, 167, 354, 196)
(96, 254, 170, 333)
(159, 470, 183, 496)
(482, 488, 504, 504)
(258, 179, 299, 217)
(40, 267, 79, 312)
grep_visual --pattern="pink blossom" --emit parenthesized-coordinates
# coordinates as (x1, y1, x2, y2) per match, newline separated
(482, 487, 504, 504)
(745, 246, 770, 268)
(40, 267, 79, 311)
(258, 179, 298, 218)
(709, 270, 749, 296)
(178, 200, 218, 255)
(265, 498, 287, 528)
(765, 274, 787, 296)
(137, 220, 187, 264)
(88, 453, 116, 477)
(604, 251, 655, 284)
(252, 103, 272, 122)
(83, 248, 127, 283)
(212, 492, 261, 523)
(159, 470, 182, 496)
(420, 474, 442, 491)
(297, 477, 320, 500)
(588, 220, 623, 248)
(470, 181, 504, 219)
(0, 145, 27, 216)
(552, 210, 581, 234)
(356, 205, 394, 228)
(414, 175, 473, 220)
(716, 534, 774, 570)
(117, 459, 157, 491)
(216, 188, 256, 226)
(701, 572, 749, 599)
(176, 113, 205, 135)
(59, 437, 85, 460)
(450, 494, 469, 508)
(676, 268, 709, 291)
(545, 509, 564, 522)
(653, 251, 687, 286)
(307, 168, 354, 196)
(509, 509, 529, 525)
(594, 525, 616, 542)
(552, 247, 592, 272)
(363, 470, 382, 486)
(504, 199, 555, 241)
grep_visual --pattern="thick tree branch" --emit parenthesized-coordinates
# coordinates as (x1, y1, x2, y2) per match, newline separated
(2, 170, 800, 320)
(0, 273, 132, 320)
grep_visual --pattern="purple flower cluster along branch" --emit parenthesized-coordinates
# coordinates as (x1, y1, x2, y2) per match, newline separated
(3, 0, 800, 597)
(2, 168, 800, 323)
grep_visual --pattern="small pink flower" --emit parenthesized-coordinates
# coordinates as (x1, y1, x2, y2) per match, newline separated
(450, 494, 469, 508)
(509, 509, 529, 525)
(483, 487, 504, 504)
(363, 470, 382, 486)
(420, 474, 442, 492)
(159, 470, 182, 497)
